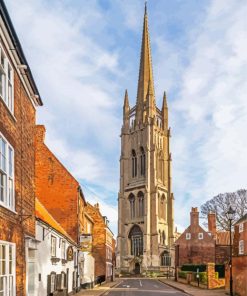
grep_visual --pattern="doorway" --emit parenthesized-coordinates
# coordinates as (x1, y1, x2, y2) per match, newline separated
(134, 262, 140, 274)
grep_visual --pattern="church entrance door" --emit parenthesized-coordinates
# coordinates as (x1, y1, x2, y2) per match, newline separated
(134, 262, 140, 274)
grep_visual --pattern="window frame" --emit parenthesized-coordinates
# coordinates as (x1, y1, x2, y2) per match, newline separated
(0, 133, 15, 212)
(0, 45, 14, 114)
(239, 223, 244, 233)
(61, 240, 66, 260)
(239, 240, 244, 255)
(51, 236, 57, 257)
(186, 233, 191, 240)
(198, 233, 204, 240)
(0, 241, 16, 296)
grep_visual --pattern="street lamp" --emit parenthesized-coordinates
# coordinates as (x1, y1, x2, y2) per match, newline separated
(227, 205, 235, 296)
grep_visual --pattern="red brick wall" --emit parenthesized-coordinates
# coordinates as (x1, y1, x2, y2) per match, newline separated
(176, 225, 215, 265)
(0, 66, 37, 295)
(85, 203, 107, 278)
(35, 125, 85, 242)
(225, 255, 247, 296)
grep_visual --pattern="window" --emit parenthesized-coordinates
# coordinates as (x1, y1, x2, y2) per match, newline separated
(160, 251, 171, 266)
(239, 240, 244, 255)
(159, 194, 166, 220)
(137, 191, 144, 217)
(198, 233, 203, 240)
(129, 194, 135, 219)
(60, 272, 66, 289)
(131, 150, 137, 178)
(162, 231, 166, 245)
(129, 225, 143, 257)
(186, 233, 191, 240)
(0, 46, 14, 113)
(239, 223, 244, 233)
(0, 134, 14, 211)
(61, 241, 66, 260)
(51, 236, 56, 257)
(0, 242, 15, 296)
(140, 147, 145, 176)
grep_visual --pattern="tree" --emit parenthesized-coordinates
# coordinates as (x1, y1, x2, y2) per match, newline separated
(201, 189, 247, 230)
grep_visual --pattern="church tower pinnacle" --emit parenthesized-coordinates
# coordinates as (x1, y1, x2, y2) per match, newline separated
(117, 3, 174, 275)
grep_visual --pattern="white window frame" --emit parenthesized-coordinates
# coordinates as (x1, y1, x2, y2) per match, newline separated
(0, 240, 16, 296)
(198, 233, 204, 240)
(0, 45, 14, 114)
(239, 223, 244, 233)
(0, 133, 15, 212)
(239, 240, 244, 255)
(186, 233, 191, 240)
(61, 240, 66, 260)
(51, 236, 56, 257)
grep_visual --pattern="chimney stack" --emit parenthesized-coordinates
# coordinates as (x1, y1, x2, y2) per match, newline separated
(190, 207, 199, 227)
(208, 211, 216, 235)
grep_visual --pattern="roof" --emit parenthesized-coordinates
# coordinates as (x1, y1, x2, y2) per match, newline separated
(235, 213, 247, 225)
(0, 0, 43, 106)
(35, 198, 74, 242)
(216, 231, 231, 245)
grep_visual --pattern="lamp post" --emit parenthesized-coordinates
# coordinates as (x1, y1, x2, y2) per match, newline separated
(227, 206, 235, 296)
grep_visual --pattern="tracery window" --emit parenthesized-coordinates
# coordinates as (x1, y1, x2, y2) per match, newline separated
(137, 191, 144, 217)
(129, 194, 135, 219)
(129, 225, 143, 257)
(140, 147, 145, 176)
(131, 150, 137, 178)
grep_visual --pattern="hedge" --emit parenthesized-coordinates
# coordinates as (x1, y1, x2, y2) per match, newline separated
(181, 264, 206, 272)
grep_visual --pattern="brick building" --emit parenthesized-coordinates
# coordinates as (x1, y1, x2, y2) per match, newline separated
(175, 207, 230, 266)
(35, 125, 95, 290)
(0, 1, 43, 295)
(85, 203, 115, 283)
(225, 214, 247, 296)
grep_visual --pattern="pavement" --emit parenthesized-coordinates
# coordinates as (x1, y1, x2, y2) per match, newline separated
(158, 278, 227, 296)
(77, 278, 227, 296)
(77, 278, 188, 296)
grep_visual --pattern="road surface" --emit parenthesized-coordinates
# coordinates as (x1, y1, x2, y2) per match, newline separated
(103, 279, 187, 296)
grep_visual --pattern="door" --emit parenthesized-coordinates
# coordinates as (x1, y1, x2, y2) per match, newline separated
(134, 263, 140, 274)
(27, 249, 36, 296)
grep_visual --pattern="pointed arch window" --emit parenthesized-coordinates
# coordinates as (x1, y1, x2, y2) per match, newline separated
(131, 150, 137, 178)
(128, 225, 143, 256)
(137, 191, 144, 217)
(140, 147, 145, 176)
(129, 194, 135, 219)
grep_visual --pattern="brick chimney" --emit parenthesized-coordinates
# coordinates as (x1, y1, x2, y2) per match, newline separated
(208, 212, 216, 235)
(190, 207, 199, 227)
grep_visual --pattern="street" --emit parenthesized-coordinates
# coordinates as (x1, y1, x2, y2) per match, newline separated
(103, 279, 187, 296)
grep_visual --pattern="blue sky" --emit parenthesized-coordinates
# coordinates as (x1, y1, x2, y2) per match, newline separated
(5, 0, 247, 235)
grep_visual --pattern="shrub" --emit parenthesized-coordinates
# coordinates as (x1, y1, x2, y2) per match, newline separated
(178, 271, 187, 279)
(181, 264, 206, 272)
(199, 272, 207, 284)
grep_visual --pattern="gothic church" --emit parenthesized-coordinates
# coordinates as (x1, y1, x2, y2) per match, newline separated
(117, 4, 175, 274)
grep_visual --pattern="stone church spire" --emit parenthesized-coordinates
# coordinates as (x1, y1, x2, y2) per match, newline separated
(136, 3, 155, 123)
(162, 91, 168, 130)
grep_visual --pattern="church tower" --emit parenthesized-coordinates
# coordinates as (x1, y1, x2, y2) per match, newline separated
(117, 4, 174, 274)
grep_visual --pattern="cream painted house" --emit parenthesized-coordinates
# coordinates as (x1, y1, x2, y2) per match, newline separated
(117, 4, 174, 274)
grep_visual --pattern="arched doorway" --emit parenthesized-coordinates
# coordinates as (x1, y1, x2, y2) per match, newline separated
(134, 262, 140, 274)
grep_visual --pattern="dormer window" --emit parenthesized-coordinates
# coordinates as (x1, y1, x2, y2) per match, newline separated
(186, 233, 191, 240)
